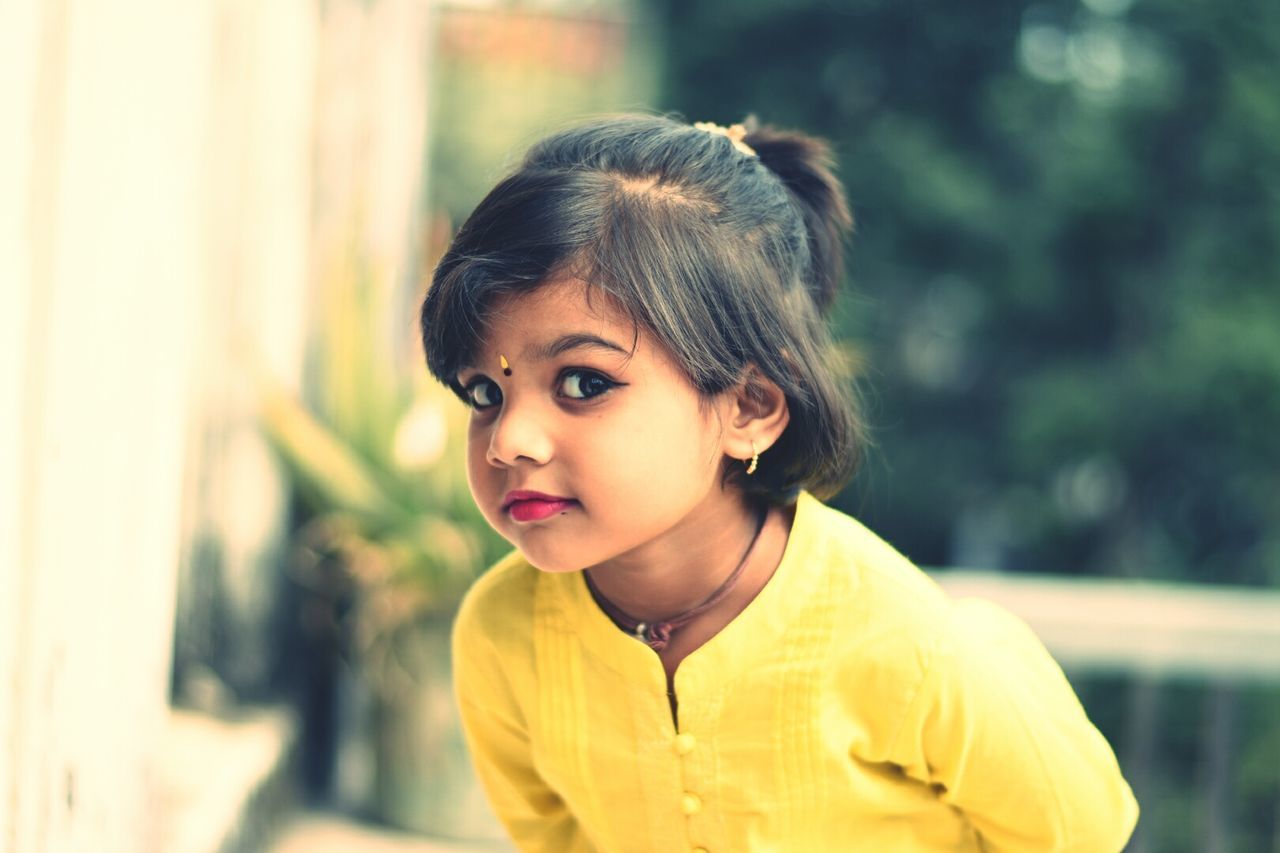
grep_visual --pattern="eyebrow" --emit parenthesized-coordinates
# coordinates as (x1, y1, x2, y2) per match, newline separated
(528, 333, 632, 362)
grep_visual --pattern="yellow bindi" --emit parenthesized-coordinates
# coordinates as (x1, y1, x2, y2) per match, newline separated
(500, 354, 512, 376)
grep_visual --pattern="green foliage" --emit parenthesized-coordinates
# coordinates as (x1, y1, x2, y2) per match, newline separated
(259, 251, 509, 660)
(654, 0, 1280, 586)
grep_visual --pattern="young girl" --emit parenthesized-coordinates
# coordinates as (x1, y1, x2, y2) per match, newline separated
(419, 114, 1138, 852)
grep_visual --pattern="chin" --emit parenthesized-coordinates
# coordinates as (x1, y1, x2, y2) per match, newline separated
(522, 556, 588, 574)
(510, 535, 597, 575)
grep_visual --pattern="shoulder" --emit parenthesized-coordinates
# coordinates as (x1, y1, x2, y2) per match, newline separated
(453, 548, 540, 652)
(814, 502, 1048, 684)
(798, 497, 957, 740)
(797, 494, 952, 644)
(927, 596, 1075, 710)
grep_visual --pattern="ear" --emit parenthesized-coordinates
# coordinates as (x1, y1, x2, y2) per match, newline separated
(720, 364, 790, 464)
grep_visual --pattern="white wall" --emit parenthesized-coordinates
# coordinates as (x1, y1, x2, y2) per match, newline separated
(0, 1, 319, 850)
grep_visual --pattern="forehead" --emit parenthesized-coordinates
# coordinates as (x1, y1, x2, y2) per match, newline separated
(477, 277, 639, 355)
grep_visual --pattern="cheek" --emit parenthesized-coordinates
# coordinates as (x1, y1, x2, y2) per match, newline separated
(464, 427, 496, 496)
(616, 406, 721, 478)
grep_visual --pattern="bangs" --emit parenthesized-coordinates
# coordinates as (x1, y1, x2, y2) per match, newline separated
(421, 167, 759, 399)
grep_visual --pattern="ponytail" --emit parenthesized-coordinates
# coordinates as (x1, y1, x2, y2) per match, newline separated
(743, 118, 853, 314)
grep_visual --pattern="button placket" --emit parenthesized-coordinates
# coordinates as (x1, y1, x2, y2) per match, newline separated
(674, 729, 707, 847)
(675, 722, 706, 845)
(673, 669, 717, 852)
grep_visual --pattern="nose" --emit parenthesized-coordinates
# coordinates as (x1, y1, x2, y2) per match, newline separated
(484, 397, 553, 468)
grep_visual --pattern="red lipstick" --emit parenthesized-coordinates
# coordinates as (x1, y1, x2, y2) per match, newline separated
(502, 490, 578, 523)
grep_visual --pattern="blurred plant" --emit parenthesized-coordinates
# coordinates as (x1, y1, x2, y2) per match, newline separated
(258, 247, 505, 701)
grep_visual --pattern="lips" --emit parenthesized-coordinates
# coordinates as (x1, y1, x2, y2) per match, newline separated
(502, 490, 578, 523)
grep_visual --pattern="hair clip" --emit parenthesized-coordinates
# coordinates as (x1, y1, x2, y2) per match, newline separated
(694, 121, 757, 158)
(500, 354, 512, 376)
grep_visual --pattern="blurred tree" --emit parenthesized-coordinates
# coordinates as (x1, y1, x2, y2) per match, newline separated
(654, 0, 1280, 586)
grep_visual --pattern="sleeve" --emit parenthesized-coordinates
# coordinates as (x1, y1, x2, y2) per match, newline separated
(452, 600, 592, 853)
(889, 598, 1139, 852)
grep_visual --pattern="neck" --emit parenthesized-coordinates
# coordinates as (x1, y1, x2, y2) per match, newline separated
(584, 491, 769, 622)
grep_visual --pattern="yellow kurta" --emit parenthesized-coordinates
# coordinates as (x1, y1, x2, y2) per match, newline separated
(452, 492, 1139, 852)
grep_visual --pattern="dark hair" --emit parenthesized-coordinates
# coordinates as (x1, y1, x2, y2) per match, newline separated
(420, 113, 863, 502)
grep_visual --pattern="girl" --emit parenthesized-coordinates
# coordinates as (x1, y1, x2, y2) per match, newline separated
(419, 114, 1138, 851)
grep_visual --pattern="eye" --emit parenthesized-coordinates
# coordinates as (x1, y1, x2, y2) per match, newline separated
(463, 378, 502, 410)
(558, 369, 616, 401)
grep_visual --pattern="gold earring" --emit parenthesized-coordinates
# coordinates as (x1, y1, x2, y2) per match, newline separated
(745, 440, 759, 475)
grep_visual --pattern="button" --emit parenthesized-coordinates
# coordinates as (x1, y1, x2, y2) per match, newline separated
(673, 733, 697, 755)
(681, 792, 703, 815)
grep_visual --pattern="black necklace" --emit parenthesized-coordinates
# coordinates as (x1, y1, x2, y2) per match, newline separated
(583, 507, 768, 652)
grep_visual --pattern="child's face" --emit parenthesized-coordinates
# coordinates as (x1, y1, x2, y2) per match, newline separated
(455, 277, 733, 573)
